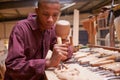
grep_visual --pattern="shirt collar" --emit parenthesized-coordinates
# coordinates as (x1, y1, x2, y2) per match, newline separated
(27, 13, 39, 30)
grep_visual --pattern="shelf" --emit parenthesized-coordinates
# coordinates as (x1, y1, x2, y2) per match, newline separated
(98, 27, 109, 30)
(97, 38, 106, 41)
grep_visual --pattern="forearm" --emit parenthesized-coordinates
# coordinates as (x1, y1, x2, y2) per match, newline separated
(5, 59, 46, 77)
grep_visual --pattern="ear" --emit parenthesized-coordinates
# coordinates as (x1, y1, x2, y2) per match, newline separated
(35, 8, 38, 14)
(57, 12, 61, 21)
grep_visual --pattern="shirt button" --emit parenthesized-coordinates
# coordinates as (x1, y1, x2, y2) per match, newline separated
(32, 49, 35, 53)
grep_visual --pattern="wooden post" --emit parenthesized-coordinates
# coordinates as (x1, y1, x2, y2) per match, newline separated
(109, 0, 115, 47)
(109, 15, 115, 47)
(73, 9, 79, 46)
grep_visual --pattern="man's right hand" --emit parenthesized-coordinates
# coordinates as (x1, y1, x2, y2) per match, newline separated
(45, 43, 69, 68)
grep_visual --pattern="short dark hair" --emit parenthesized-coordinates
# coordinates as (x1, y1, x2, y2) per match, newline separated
(37, 0, 60, 8)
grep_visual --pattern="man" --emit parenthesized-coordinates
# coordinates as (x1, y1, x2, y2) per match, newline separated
(4, 0, 73, 80)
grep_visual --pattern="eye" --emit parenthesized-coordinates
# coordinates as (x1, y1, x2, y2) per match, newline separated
(53, 14, 59, 18)
(43, 13, 49, 17)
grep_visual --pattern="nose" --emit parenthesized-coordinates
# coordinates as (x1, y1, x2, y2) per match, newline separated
(48, 16, 53, 22)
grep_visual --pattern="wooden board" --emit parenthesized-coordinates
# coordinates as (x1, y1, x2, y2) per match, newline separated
(88, 45, 120, 52)
(45, 70, 59, 80)
(45, 64, 105, 80)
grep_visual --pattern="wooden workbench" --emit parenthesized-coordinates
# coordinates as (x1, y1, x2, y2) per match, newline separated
(45, 64, 105, 80)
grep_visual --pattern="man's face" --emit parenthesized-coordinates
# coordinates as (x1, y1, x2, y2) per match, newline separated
(36, 2, 61, 30)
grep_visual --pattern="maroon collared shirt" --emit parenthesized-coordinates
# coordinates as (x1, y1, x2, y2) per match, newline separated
(4, 14, 57, 80)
